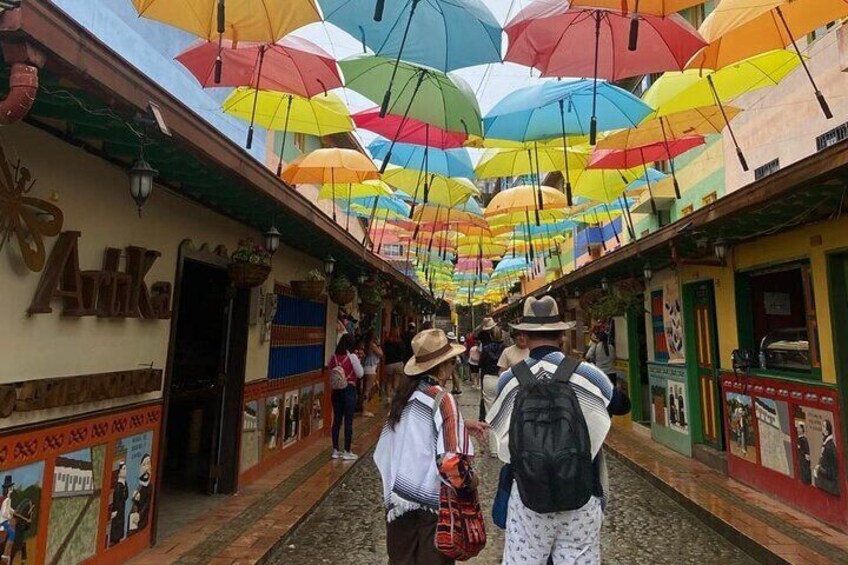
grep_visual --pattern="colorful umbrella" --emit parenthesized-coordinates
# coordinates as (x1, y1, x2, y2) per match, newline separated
(281, 148, 380, 223)
(353, 108, 468, 149)
(132, 0, 321, 82)
(475, 144, 589, 181)
(600, 106, 742, 150)
(486, 185, 569, 217)
(688, 0, 848, 118)
(369, 139, 475, 180)
(505, 2, 705, 143)
(222, 89, 354, 173)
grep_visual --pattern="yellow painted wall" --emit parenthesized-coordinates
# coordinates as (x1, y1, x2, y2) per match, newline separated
(0, 123, 332, 428)
(678, 264, 737, 372)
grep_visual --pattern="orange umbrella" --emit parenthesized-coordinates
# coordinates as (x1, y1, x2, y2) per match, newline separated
(282, 148, 379, 222)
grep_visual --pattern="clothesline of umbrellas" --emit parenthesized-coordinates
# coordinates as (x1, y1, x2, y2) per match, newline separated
(133, 0, 847, 304)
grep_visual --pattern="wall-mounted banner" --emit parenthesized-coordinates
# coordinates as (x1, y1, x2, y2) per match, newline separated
(662, 279, 685, 363)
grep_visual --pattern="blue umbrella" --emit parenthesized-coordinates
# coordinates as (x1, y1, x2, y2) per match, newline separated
(369, 138, 475, 179)
(345, 195, 412, 218)
(322, 0, 502, 72)
(484, 80, 652, 205)
(627, 167, 666, 190)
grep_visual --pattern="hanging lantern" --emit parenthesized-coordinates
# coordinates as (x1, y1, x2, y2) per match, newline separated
(263, 226, 281, 256)
(128, 158, 157, 217)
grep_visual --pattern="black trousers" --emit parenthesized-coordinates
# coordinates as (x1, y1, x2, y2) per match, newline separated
(386, 510, 454, 565)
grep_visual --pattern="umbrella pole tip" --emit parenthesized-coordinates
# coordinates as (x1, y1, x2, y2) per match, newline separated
(379, 90, 392, 117)
(246, 127, 254, 150)
(816, 91, 834, 120)
(589, 118, 598, 146)
(628, 17, 639, 51)
(374, 0, 385, 21)
(736, 147, 749, 172)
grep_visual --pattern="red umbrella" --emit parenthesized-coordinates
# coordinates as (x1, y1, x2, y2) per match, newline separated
(505, 2, 705, 144)
(176, 37, 343, 149)
(588, 136, 705, 170)
(353, 108, 468, 149)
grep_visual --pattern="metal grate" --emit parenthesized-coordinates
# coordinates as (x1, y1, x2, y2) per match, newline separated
(816, 122, 848, 151)
(754, 158, 780, 180)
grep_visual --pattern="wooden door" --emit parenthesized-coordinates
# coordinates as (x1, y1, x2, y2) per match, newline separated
(693, 282, 723, 448)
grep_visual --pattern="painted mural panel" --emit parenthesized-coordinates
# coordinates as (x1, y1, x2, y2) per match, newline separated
(726, 393, 758, 464)
(283, 389, 300, 448)
(650, 382, 667, 427)
(312, 383, 325, 432)
(240, 400, 262, 472)
(300, 387, 313, 440)
(46, 444, 106, 565)
(755, 398, 793, 477)
(265, 396, 282, 453)
(662, 279, 685, 363)
(0, 462, 43, 565)
(794, 406, 840, 496)
(667, 382, 689, 435)
(106, 432, 153, 548)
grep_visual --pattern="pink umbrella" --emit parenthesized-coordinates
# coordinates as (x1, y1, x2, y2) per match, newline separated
(353, 108, 468, 149)
(505, 2, 705, 144)
(456, 258, 493, 272)
(587, 136, 705, 170)
(176, 36, 343, 149)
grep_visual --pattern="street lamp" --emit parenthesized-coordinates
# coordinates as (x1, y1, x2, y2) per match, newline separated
(263, 226, 281, 256)
(128, 157, 157, 217)
(324, 255, 336, 276)
(643, 263, 653, 282)
(714, 239, 728, 263)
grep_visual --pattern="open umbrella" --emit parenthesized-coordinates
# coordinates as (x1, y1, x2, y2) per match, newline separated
(370, 139, 474, 181)
(323, 0, 501, 114)
(687, 0, 848, 118)
(646, 50, 802, 170)
(383, 167, 477, 210)
(223, 89, 354, 173)
(353, 108, 468, 149)
(132, 0, 321, 83)
(282, 148, 380, 223)
(483, 80, 651, 204)
(600, 105, 742, 149)
(505, 2, 705, 144)
(475, 144, 589, 181)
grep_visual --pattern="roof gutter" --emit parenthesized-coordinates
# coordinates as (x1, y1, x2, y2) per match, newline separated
(0, 8, 44, 125)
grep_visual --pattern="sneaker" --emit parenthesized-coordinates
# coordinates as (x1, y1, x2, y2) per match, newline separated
(331, 449, 343, 459)
(342, 451, 359, 461)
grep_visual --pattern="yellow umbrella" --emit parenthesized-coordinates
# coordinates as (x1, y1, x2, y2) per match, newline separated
(485, 185, 569, 217)
(223, 89, 354, 173)
(645, 50, 801, 170)
(282, 148, 379, 223)
(318, 180, 393, 201)
(456, 242, 507, 258)
(572, 168, 640, 203)
(687, 0, 848, 118)
(382, 167, 477, 208)
(487, 209, 570, 227)
(475, 145, 589, 180)
(601, 106, 742, 149)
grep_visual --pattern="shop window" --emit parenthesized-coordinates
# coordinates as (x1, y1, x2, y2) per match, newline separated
(816, 122, 848, 151)
(680, 204, 694, 216)
(702, 191, 718, 205)
(294, 132, 306, 152)
(754, 158, 780, 180)
(735, 262, 821, 377)
(651, 290, 669, 362)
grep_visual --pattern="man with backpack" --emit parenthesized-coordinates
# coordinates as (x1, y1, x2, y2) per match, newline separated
(487, 295, 622, 565)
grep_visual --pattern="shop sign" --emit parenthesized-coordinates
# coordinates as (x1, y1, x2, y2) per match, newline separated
(27, 231, 171, 319)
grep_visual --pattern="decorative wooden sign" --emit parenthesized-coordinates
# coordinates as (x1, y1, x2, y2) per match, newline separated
(28, 231, 171, 318)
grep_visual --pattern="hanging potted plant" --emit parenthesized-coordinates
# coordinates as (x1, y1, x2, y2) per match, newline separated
(359, 281, 383, 315)
(291, 269, 326, 300)
(229, 239, 271, 288)
(328, 273, 356, 306)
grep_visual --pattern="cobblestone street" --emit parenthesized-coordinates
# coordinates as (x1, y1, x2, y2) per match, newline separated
(274, 390, 756, 564)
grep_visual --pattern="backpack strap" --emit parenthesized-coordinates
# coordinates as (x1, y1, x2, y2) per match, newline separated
(511, 361, 535, 388)
(552, 356, 581, 384)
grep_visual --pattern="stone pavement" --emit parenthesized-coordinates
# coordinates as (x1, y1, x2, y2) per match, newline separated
(275, 389, 756, 564)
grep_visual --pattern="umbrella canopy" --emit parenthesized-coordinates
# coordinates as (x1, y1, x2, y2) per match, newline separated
(475, 144, 589, 180)
(175, 37, 342, 97)
(483, 80, 652, 142)
(346, 195, 411, 220)
(353, 108, 468, 149)
(321, 0, 502, 72)
(369, 139, 475, 179)
(486, 185, 569, 217)
(588, 136, 706, 169)
(570, 0, 704, 14)
(627, 168, 667, 190)
(222, 89, 353, 136)
(318, 180, 394, 200)
(572, 168, 640, 203)
(599, 106, 742, 149)
(281, 148, 380, 185)
(383, 168, 477, 208)
(340, 56, 482, 136)
(132, 0, 321, 42)
(504, 2, 705, 80)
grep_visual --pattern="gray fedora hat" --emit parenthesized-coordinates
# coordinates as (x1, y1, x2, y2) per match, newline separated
(510, 295, 575, 332)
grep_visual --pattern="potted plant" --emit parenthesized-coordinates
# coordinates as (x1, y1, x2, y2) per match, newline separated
(291, 269, 326, 300)
(358, 281, 383, 315)
(328, 273, 356, 306)
(229, 239, 271, 288)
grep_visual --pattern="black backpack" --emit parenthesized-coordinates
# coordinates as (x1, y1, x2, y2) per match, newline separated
(508, 357, 594, 513)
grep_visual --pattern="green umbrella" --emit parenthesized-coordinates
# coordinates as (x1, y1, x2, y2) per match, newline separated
(339, 55, 482, 138)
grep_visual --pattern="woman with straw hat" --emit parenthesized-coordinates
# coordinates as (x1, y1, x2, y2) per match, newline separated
(374, 329, 489, 564)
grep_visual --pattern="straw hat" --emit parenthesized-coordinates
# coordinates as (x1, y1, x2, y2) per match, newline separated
(510, 295, 575, 332)
(404, 329, 466, 376)
(446, 331, 457, 341)
(480, 317, 497, 331)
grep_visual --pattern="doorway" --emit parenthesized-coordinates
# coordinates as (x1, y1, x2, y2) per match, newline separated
(155, 248, 250, 542)
(828, 252, 848, 477)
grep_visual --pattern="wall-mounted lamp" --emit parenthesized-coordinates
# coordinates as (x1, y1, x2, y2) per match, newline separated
(714, 239, 728, 263)
(601, 277, 609, 292)
(128, 157, 157, 217)
(324, 255, 336, 276)
(263, 226, 281, 256)
(357, 273, 368, 285)
(643, 263, 653, 282)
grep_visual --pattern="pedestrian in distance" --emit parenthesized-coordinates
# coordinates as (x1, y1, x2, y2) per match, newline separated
(498, 330, 530, 376)
(487, 295, 627, 565)
(479, 319, 506, 455)
(382, 326, 407, 406)
(585, 330, 631, 418)
(467, 332, 481, 390)
(447, 331, 463, 396)
(328, 334, 364, 461)
(374, 329, 489, 565)
(362, 331, 384, 418)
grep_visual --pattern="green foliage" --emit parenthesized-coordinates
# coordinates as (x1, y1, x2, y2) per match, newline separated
(305, 269, 325, 282)
(360, 282, 383, 305)
(231, 239, 271, 266)
(328, 274, 353, 292)
(588, 286, 643, 320)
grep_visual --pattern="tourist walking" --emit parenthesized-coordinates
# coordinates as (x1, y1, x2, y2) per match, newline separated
(328, 335, 364, 461)
(382, 327, 407, 405)
(487, 296, 625, 565)
(362, 331, 384, 418)
(374, 329, 488, 565)
(498, 330, 529, 375)
(479, 319, 506, 454)
(466, 332, 480, 389)
(447, 331, 463, 395)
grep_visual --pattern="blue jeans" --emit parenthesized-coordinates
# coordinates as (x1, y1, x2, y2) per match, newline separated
(332, 384, 357, 451)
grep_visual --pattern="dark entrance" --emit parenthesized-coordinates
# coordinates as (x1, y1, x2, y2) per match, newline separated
(154, 245, 250, 542)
